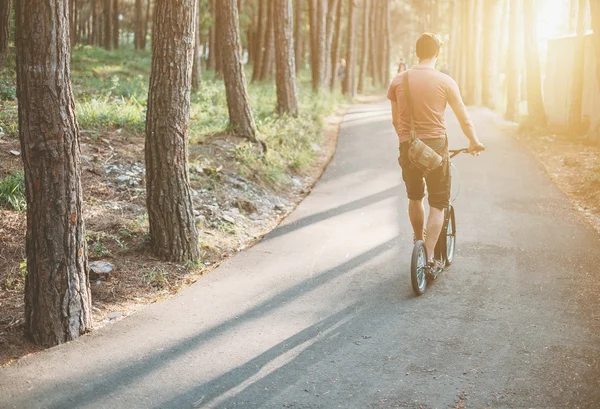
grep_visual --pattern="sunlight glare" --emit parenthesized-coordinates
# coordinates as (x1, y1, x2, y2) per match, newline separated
(537, 0, 569, 40)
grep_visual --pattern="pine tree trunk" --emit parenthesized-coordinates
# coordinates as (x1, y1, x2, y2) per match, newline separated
(112, 0, 119, 49)
(92, 0, 99, 45)
(274, 0, 298, 116)
(294, 0, 302, 73)
(15, 0, 91, 346)
(0, 0, 12, 57)
(316, 0, 326, 89)
(329, 0, 342, 91)
(69, 0, 76, 47)
(382, 0, 390, 83)
(308, 0, 318, 90)
(192, 0, 201, 91)
(141, 0, 150, 50)
(357, 0, 369, 94)
(589, 0, 600, 93)
(506, 0, 519, 121)
(569, 0, 587, 133)
(522, 0, 546, 126)
(481, 0, 502, 109)
(207, 0, 216, 70)
(368, 0, 377, 86)
(217, 0, 258, 141)
(259, 0, 274, 81)
(342, 0, 357, 97)
(146, 0, 200, 263)
(323, 0, 338, 87)
(134, 0, 143, 49)
(250, 0, 265, 81)
(103, 0, 112, 49)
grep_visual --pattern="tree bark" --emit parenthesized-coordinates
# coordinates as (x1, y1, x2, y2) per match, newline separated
(0, 0, 12, 57)
(69, 0, 76, 47)
(522, 0, 546, 126)
(103, 0, 111, 49)
(294, 0, 303, 73)
(481, 0, 502, 109)
(192, 0, 201, 91)
(274, 0, 298, 116)
(569, 0, 587, 134)
(91, 0, 99, 45)
(15, 0, 91, 346)
(217, 0, 258, 141)
(259, 0, 274, 81)
(368, 0, 377, 86)
(357, 0, 369, 94)
(145, 0, 200, 263)
(112, 0, 119, 49)
(329, 0, 342, 91)
(506, 0, 519, 121)
(590, 0, 600, 93)
(251, 0, 265, 81)
(308, 0, 318, 90)
(342, 0, 357, 97)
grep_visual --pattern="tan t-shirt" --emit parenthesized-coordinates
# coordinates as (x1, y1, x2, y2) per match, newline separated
(386, 66, 476, 144)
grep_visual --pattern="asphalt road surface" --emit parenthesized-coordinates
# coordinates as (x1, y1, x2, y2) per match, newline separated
(2, 101, 600, 409)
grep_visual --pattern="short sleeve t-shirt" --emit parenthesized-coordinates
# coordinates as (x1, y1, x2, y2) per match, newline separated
(387, 66, 474, 144)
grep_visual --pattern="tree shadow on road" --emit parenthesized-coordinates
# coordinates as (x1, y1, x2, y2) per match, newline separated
(18, 237, 400, 409)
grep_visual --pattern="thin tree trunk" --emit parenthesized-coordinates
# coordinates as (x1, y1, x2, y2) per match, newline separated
(0, 0, 12, 57)
(315, 0, 326, 89)
(134, 0, 143, 49)
(522, 0, 546, 126)
(323, 0, 338, 87)
(590, 0, 600, 93)
(192, 0, 201, 90)
(329, 0, 342, 91)
(368, 0, 377, 86)
(342, 0, 357, 97)
(92, 0, 99, 45)
(103, 0, 112, 49)
(274, 0, 298, 116)
(308, 0, 318, 90)
(15, 0, 91, 346)
(357, 0, 369, 94)
(146, 0, 200, 263)
(294, 0, 303, 73)
(69, 0, 76, 46)
(506, 0, 519, 121)
(207, 0, 216, 69)
(481, 0, 502, 108)
(141, 0, 150, 49)
(251, 0, 265, 81)
(217, 0, 259, 141)
(112, 0, 119, 49)
(259, 0, 274, 81)
(383, 0, 390, 83)
(569, 0, 587, 133)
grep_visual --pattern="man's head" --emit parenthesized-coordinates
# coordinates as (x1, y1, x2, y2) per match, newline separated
(416, 33, 443, 61)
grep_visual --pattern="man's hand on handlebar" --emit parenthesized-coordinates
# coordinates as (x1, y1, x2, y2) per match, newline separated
(467, 140, 485, 156)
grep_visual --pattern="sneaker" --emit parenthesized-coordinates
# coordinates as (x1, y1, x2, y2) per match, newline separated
(424, 259, 443, 280)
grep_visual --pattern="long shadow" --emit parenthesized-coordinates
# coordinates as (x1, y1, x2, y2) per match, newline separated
(154, 304, 364, 409)
(340, 111, 391, 125)
(262, 185, 401, 242)
(20, 237, 398, 409)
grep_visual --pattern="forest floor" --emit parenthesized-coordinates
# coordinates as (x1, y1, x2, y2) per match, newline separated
(0, 46, 369, 366)
(510, 125, 600, 235)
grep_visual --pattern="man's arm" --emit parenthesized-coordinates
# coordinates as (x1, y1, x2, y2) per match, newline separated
(446, 80, 484, 152)
(391, 100, 401, 136)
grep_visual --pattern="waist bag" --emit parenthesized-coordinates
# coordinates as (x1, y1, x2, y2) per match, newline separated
(404, 70, 443, 176)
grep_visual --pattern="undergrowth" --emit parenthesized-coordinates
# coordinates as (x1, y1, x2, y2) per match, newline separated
(0, 171, 25, 211)
(0, 45, 344, 190)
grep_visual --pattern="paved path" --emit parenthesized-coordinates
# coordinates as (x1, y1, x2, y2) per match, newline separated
(2, 101, 600, 409)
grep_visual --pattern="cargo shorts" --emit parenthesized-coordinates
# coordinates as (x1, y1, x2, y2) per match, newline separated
(398, 137, 450, 210)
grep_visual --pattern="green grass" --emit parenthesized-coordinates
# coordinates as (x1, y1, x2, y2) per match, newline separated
(0, 171, 26, 211)
(0, 46, 344, 190)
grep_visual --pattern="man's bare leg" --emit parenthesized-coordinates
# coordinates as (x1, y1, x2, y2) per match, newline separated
(424, 206, 444, 262)
(408, 199, 425, 241)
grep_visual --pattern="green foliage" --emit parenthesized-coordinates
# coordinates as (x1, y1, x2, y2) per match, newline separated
(0, 171, 26, 211)
(2, 259, 27, 292)
(0, 107, 18, 138)
(141, 268, 170, 289)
